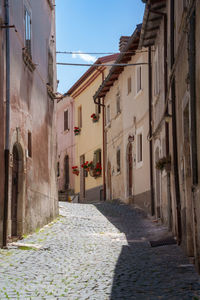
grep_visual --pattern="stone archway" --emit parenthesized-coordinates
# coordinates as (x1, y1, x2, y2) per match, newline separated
(10, 143, 25, 238)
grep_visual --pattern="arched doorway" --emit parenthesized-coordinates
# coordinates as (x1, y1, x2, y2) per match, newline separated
(128, 143, 133, 197)
(64, 155, 69, 189)
(11, 145, 19, 236)
(10, 143, 25, 238)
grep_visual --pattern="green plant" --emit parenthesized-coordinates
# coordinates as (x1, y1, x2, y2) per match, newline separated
(155, 156, 171, 171)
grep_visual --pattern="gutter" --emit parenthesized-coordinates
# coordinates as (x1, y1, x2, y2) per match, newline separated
(3, 0, 10, 247)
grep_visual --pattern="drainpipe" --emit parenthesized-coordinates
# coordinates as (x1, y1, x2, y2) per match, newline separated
(170, 0, 182, 243)
(102, 96, 106, 201)
(148, 46, 155, 216)
(3, 0, 10, 247)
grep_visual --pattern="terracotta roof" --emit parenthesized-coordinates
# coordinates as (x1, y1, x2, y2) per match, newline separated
(93, 24, 142, 100)
(139, 0, 166, 48)
(66, 54, 119, 96)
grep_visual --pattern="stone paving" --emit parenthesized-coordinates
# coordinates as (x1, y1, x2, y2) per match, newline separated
(0, 201, 200, 299)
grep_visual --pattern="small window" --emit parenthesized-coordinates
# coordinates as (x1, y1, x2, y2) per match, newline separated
(57, 161, 60, 177)
(106, 105, 110, 124)
(137, 133, 143, 163)
(154, 48, 159, 96)
(137, 66, 142, 93)
(48, 50, 53, 87)
(64, 110, 69, 131)
(78, 106, 82, 128)
(116, 92, 120, 114)
(95, 98, 101, 115)
(127, 77, 131, 94)
(24, 7, 32, 56)
(94, 149, 101, 165)
(28, 131, 32, 157)
(116, 148, 121, 172)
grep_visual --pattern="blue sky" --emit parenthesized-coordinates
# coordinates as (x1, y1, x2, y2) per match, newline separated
(56, 1, 145, 94)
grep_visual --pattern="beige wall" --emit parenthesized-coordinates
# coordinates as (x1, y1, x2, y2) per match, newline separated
(104, 51, 151, 211)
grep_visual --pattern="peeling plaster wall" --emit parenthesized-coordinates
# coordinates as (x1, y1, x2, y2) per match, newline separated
(5, 0, 58, 236)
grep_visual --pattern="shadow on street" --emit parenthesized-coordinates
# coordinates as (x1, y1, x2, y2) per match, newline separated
(94, 201, 200, 300)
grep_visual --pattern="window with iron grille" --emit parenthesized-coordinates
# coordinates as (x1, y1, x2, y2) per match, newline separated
(64, 110, 69, 131)
(24, 7, 32, 56)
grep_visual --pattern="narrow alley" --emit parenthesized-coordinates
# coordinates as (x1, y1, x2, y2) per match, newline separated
(0, 202, 199, 299)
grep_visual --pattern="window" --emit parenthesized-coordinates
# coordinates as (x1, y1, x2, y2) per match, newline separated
(137, 133, 143, 163)
(127, 77, 131, 94)
(28, 131, 32, 157)
(106, 105, 110, 124)
(95, 99, 101, 115)
(24, 7, 31, 56)
(116, 91, 121, 114)
(57, 161, 60, 177)
(64, 110, 69, 131)
(137, 66, 142, 93)
(116, 148, 121, 173)
(78, 106, 82, 128)
(94, 149, 101, 166)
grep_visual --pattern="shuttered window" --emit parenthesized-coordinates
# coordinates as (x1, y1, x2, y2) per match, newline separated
(127, 77, 131, 94)
(117, 148, 121, 172)
(24, 7, 32, 56)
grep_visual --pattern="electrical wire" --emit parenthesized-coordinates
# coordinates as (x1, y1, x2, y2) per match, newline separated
(57, 62, 148, 67)
(56, 50, 150, 55)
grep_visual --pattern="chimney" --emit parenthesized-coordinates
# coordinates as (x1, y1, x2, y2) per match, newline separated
(119, 36, 130, 52)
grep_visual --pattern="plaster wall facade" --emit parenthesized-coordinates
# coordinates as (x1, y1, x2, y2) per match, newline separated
(0, 0, 58, 244)
(56, 96, 75, 193)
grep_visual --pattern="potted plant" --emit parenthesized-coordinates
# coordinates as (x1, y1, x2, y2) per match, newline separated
(155, 156, 171, 172)
(81, 161, 94, 172)
(94, 162, 102, 177)
(74, 127, 81, 136)
(91, 113, 99, 123)
(72, 166, 79, 175)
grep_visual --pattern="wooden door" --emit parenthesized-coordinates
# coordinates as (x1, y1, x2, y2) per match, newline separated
(11, 146, 19, 236)
(128, 143, 133, 196)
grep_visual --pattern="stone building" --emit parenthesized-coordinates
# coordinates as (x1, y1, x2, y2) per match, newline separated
(94, 25, 151, 214)
(140, 0, 200, 271)
(56, 95, 75, 200)
(66, 54, 118, 203)
(0, 0, 58, 246)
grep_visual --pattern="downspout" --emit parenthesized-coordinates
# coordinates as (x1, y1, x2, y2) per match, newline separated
(170, 0, 182, 243)
(102, 96, 106, 201)
(148, 46, 154, 216)
(3, 0, 10, 247)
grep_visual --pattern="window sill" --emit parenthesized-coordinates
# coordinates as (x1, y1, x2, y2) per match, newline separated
(115, 171, 121, 176)
(134, 89, 143, 100)
(114, 111, 121, 119)
(136, 161, 143, 169)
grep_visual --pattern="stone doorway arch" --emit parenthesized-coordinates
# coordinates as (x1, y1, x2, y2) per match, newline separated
(10, 143, 25, 238)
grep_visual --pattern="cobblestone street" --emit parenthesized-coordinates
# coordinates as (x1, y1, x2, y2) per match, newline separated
(0, 202, 200, 299)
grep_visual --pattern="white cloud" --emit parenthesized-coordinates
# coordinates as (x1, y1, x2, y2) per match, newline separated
(72, 51, 96, 63)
